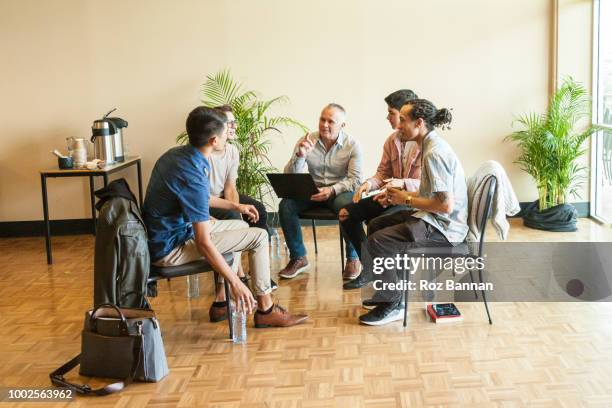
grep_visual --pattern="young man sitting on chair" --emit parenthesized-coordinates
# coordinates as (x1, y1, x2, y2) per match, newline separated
(143, 106, 308, 328)
(278, 103, 363, 280)
(339, 89, 422, 290)
(358, 99, 468, 326)
(208, 105, 278, 296)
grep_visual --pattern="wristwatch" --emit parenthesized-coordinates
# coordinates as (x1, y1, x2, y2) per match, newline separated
(405, 195, 412, 206)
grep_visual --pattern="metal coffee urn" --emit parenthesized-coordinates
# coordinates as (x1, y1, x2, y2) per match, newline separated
(108, 115, 128, 162)
(91, 110, 116, 164)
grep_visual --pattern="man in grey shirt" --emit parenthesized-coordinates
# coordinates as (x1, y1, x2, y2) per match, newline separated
(359, 99, 468, 326)
(278, 103, 363, 280)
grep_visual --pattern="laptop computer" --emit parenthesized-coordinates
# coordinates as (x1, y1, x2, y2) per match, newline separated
(267, 173, 319, 199)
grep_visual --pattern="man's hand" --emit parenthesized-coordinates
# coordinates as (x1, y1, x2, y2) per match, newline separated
(386, 187, 410, 206)
(229, 279, 257, 314)
(311, 187, 335, 202)
(373, 188, 389, 208)
(353, 182, 370, 203)
(237, 204, 259, 222)
(383, 178, 405, 189)
(297, 134, 315, 158)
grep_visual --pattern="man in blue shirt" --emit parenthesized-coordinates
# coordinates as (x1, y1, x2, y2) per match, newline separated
(143, 107, 308, 328)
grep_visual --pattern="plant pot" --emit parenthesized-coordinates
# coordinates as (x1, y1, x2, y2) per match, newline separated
(522, 200, 578, 232)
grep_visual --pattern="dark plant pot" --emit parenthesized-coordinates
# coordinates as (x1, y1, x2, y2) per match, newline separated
(522, 200, 578, 232)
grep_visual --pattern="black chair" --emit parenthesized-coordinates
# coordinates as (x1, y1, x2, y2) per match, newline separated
(401, 175, 497, 326)
(298, 207, 346, 273)
(147, 253, 235, 339)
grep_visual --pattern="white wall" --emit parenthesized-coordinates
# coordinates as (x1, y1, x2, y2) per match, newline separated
(0, 0, 558, 222)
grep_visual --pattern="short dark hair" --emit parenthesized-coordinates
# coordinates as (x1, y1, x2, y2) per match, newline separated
(404, 99, 453, 131)
(323, 103, 346, 115)
(185, 107, 226, 148)
(384, 89, 418, 110)
(214, 104, 233, 114)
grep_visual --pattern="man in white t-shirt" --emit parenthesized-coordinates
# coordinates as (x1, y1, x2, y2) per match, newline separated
(208, 105, 277, 297)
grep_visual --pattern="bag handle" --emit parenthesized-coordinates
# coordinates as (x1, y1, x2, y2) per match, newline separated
(90, 303, 128, 335)
(119, 291, 151, 310)
(49, 337, 143, 396)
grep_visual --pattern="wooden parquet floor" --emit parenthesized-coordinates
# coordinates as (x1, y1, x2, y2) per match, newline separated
(1, 219, 612, 407)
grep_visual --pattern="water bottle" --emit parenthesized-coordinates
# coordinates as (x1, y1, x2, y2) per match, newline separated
(186, 274, 200, 298)
(270, 228, 281, 259)
(231, 301, 247, 344)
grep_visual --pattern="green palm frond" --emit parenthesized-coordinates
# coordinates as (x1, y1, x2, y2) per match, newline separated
(177, 69, 309, 201)
(506, 77, 595, 210)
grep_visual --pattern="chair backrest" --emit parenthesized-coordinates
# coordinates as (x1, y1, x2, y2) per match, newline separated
(472, 175, 497, 256)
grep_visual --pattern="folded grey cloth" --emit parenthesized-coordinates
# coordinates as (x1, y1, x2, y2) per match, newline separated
(467, 161, 520, 242)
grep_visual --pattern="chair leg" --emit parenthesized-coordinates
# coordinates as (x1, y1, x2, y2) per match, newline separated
(479, 269, 492, 325)
(403, 267, 408, 327)
(311, 219, 318, 254)
(339, 224, 345, 273)
(224, 279, 234, 340)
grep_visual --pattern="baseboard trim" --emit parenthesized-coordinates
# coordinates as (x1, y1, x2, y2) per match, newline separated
(1, 202, 590, 238)
(0, 219, 94, 238)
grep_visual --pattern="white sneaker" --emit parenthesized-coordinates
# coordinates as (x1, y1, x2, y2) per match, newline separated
(359, 303, 405, 326)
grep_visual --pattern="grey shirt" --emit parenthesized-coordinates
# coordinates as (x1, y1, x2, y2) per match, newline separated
(412, 130, 468, 245)
(284, 130, 363, 195)
(208, 143, 239, 198)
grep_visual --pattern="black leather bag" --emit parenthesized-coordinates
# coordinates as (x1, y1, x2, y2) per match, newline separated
(50, 303, 168, 396)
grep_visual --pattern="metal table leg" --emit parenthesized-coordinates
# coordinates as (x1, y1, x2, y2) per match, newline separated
(41, 174, 52, 264)
(89, 176, 96, 235)
(136, 159, 143, 208)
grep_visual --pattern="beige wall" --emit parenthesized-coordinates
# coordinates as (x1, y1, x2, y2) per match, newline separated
(0, 0, 560, 222)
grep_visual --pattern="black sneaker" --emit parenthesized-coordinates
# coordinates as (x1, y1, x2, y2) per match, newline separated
(361, 298, 380, 310)
(343, 272, 371, 290)
(270, 279, 278, 291)
(359, 301, 404, 326)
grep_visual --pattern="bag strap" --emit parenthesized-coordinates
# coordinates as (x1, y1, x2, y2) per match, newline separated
(49, 336, 143, 396)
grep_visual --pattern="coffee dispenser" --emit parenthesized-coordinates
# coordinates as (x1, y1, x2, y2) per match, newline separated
(91, 108, 128, 164)
(108, 116, 128, 162)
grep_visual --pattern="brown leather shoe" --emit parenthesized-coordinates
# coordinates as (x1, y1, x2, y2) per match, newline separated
(342, 259, 362, 280)
(278, 257, 309, 279)
(209, 301, 228, 322)
(254, 304, 309, 328)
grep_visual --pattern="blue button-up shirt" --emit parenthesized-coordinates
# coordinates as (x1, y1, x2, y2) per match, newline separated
(143, 145, 211, 261)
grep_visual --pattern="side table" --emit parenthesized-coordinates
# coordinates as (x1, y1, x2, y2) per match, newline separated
(40, 156, 143, 264)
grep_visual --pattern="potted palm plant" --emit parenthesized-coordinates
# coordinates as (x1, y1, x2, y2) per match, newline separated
(506, 77, 599, 231)
(177, 70, 308, 205)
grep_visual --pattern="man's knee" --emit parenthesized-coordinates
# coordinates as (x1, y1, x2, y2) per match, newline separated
(279, 199, 297, 216)
(250, 227, 269, 245)
(332, 192, 353, 213)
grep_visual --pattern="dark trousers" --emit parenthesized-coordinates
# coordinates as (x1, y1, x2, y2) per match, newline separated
(340, 197, 409, 259)
(210, 194, 269, 235)
(366, 214, 450, 303)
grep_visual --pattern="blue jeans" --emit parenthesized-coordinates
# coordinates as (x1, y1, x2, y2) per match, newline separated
(279, 191, 358, 260)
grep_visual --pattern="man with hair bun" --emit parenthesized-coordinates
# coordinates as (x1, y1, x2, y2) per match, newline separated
(358, 99, 468, 326)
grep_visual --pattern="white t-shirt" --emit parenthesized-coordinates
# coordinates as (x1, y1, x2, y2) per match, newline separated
(208, 143, 240, 198)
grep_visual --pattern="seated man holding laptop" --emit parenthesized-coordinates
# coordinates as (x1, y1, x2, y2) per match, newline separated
(277, 103, 363, 280)
(339, 89, 422, 290)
